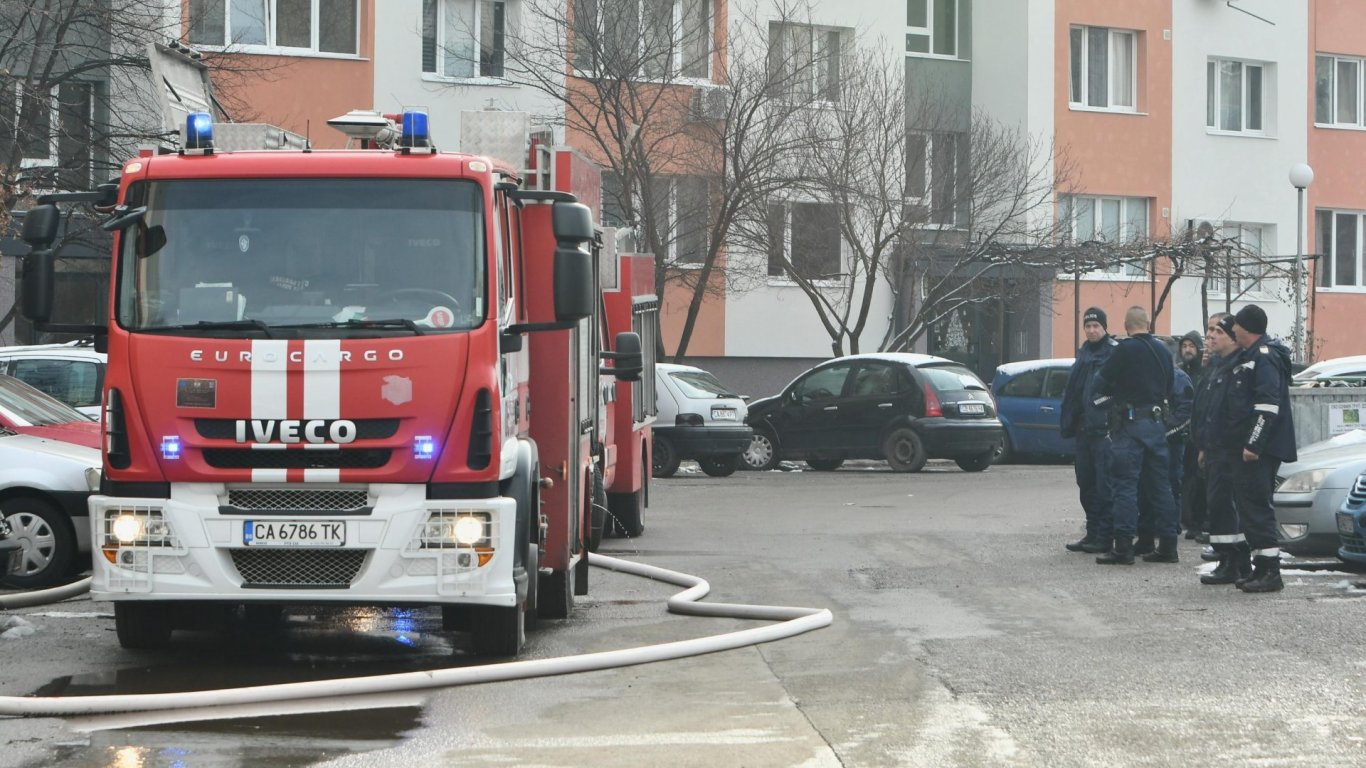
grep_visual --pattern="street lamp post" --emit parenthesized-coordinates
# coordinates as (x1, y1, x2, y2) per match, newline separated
(1290, 163, 1315, 365)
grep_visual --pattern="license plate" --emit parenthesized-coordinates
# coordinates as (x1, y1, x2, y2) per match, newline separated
(1338, 513, 1356, 536)
(244, 520, 345, 547)
(959, 402, 985, 414)
(711, 407, 738, 421)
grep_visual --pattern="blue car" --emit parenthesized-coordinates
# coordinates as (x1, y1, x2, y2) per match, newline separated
(1336, 471, 1366, 565)
(990, 358, 1075, 463)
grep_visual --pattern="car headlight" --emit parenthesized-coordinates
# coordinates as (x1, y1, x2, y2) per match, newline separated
(1277, 468, 1333, 494)
(84, 466, 101, 493)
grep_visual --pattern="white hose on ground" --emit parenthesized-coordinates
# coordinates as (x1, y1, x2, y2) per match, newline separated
(0, 552, 832, 717)
(0, 577, 92, 610)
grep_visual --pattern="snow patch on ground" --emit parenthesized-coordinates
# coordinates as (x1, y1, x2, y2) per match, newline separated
(1, 616, 36, 640)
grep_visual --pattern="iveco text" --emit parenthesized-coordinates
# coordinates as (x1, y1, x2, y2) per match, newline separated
(233, 419, 358, 444)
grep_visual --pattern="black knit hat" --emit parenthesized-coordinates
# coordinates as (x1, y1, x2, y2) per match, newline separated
(1083, 307, 1107, 330)
(1234, 304, 1268, 336)
(1216, 315, 1238, 340)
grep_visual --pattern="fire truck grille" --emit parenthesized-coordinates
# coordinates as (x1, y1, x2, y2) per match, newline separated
(203, 449, 391, 470)
(195, 419, 400, 440)
(229, 548, 367, 588)
(227, 489, 369, 512)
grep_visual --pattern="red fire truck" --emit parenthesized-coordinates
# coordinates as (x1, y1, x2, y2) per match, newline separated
(17, 108, 654, 657)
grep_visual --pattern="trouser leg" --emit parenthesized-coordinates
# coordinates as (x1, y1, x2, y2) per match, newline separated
(1074, 436, 1099, 541)
(1233, 455, 1282, 555)
(1107, 427, 1142, 539)
(1140, 424, 1179, 539)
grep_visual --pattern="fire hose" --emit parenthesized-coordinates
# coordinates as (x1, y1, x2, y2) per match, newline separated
(0, 553, 832, 717)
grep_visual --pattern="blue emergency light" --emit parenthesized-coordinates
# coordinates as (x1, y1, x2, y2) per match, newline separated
(414, 435, 437, 460)
(400, 110, 430, 148)
(185, 112, 214, 150)
(161, 435, 182, 460)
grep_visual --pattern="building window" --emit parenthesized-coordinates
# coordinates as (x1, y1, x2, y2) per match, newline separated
(907, 131, 964, 227)
(767, 201, 842, 280)
(573, 0, 712, 80)
(768, 23, 848, 102)
(1060, 195, 1148, 276)
(1214, 222, 1266, 295)
(1207, 59, 1263, 133)
(1316, 209, 1366, 289)
(1315, 54, 1366, 128)
(906, 0, 965, 59)
(423, 0, 505, 78)
(604, 173, 711, 267)
(1069, 26, 1136, 111)
(188, 0, 358, 55)
(0, 81, 95, 188)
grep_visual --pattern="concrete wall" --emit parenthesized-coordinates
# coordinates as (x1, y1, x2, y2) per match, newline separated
(1290, 386, 1366, 447)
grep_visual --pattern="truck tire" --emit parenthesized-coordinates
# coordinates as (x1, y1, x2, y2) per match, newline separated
(588, 468, 607, 552)
(606, 491, 644, 538)
(883, 427, 927, 473)
(114, 602, 174, 650)
(652, 435, 680, 478)
(698, 454, 740, 477)
(470, 603, 524, 657)
(538, 567, 574, 619)
(805, 456, 844, 471)
(0, 497, 75, 589)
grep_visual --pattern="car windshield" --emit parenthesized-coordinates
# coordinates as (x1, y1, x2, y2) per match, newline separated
(920, 364, 989, 393)
(669, 370, 738, 398)
(116, 178, 485, 334)
(0, 375, 89, 426)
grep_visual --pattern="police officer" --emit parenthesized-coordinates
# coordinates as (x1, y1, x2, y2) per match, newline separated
(1195, 313, 1247, 584)
(1060, 307, 1118, 553)
(1225, 305, 1297, 592)
(1093, 306, 1179, 565)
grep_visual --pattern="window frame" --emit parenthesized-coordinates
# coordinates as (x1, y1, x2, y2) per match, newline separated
(422, 0, 508, 80)
(573, 0, 714, 83)
(765, 198, 844, 285)
(768, 21, 850, 105)
(905, 0, 963, 60)
(1068, 25, 1138, 113)
(1207, 222, 1270, 297)
(1314, 53, 1366, 129)
(1206, 58, 1265, 135)
(187, 0, 361, 58)
(1316, 208, 1366, 291)
(1059, 194, 1150, 278)
(5, 81, 97, 188)
(906, 130, 964, 229)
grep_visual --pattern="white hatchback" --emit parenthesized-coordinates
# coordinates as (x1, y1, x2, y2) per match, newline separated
(0, 429, 100, 587)
(653, 363, 752, 478)
(0, 340, 106, 417)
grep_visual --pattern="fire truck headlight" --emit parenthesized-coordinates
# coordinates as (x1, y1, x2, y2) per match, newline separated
(452, 515, 486, 546)
(418, 511, 491, 549)
(111, 514, 143, 543)
(106, 510, 173, 546)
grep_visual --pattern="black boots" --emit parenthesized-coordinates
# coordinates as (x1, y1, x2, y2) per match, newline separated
(1200, 546, 1251, 585)
(1096, 536, 1135, 565)
(1133, 535, 1155, 556)
(1141, 536, 1179, 563)
(1238, 555, 1284, 593)
(1066, 536, 1108, 553)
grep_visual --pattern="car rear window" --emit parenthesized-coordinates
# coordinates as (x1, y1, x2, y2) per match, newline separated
(669, 371, 739, 399)
(0, 375, 88, 426)
(920, 364, 989, 394)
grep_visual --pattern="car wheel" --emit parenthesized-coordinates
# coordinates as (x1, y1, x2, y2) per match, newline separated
(805, 456, 844, 471)
(1, 497, 75, 588)
(956, 452, 994, 473)
(652, 435, 681, 478)
(698, 454, 740, 477)
(742, 428, 780, 471)
(883, 427, 927, 473)
(993, 433, 1014, 465)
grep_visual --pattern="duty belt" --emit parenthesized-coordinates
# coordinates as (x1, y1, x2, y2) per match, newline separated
(1126, 405, 1163, 421)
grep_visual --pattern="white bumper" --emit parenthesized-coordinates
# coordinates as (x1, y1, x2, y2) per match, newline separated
(88, 483, 517, 606)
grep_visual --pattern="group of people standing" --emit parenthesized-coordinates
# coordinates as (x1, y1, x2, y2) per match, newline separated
(1059, 303, 1297, 593)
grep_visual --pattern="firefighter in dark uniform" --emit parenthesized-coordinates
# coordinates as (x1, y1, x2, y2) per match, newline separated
(1060, 307, 1119, 553)
(1093, 306, 1179, 565)
(1195, 313, 1247, 584)
(1223, 305, 1297, 592)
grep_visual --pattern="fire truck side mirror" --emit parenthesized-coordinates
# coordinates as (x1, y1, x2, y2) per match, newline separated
(551, 202, 594, 244)
(553, 245, 594, 322)
(21, 204, 60, 249)
(21, 250, 55, 324)
(604, 331, 644, 381)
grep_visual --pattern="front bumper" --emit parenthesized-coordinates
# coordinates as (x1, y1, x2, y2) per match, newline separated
(915, 418, 1004, 459)
(1337, 508, 1366, 564)
(655, 425, 754, 458)
(1273, 489, 1347, 558)
(88, 483, 517, 605)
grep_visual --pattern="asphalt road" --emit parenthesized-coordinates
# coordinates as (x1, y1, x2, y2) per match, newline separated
(3, 461, 1364, 767)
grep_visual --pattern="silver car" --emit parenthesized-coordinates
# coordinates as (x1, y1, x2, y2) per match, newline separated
(1272, 433, 1366, 559)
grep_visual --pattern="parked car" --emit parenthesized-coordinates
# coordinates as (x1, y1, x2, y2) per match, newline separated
(990, 358, 1075, 463)
(1271, 430, 1366, 559)
(742, 353, 1003, 473)
(652, 363, 753, 478)
(0, 428, 100, 587)
(0, 374, 100, 449)
(1292, 354, 1366, 387)
(1335, 470, 1366, 566)
(0, 340, 106, 417)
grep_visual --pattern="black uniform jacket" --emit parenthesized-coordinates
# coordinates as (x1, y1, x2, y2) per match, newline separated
(1204, 337, 1297, 463)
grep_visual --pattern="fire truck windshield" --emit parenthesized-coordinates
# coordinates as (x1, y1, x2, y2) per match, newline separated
(116, 177, 485, 335)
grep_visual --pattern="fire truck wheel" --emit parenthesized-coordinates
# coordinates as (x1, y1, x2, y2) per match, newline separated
(114, 602, 174, 650)
(742, 428, 780, 472)
(588, 468, 607, 552)
(698, 454, 740, 477)
(0, 497, 75, 589)
(805, 456, 844, 472)
(883, 427, 928, 473)
(652, 435, 680, 478)
(606, 492, 644, 538)
(470, 603, 524, 657)
(537, 568, 573, 620)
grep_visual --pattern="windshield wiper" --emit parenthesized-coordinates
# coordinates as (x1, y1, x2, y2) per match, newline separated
(140, 319, 274, 337)
(274, 318, 426, 336)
